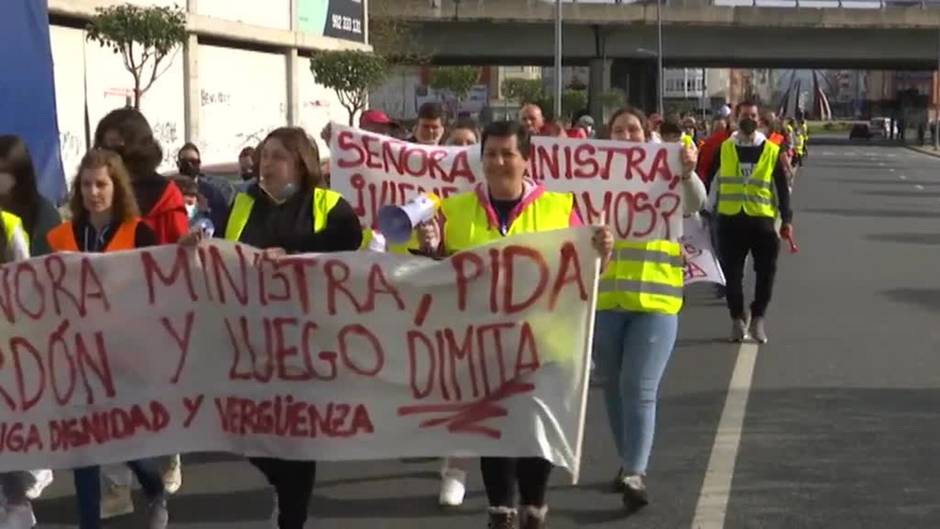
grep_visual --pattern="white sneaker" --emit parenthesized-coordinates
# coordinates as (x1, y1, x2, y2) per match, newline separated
(438, 468, 467, 507)
(0, 502, 37, 529)
(162, 455, 182, 494)
(24, 470, 52, 500)
(101, 483, 134, 519)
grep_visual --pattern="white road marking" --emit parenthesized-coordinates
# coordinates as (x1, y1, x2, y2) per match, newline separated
(691, 342, 760, 529)
(900, 175, 908, 180)
(915, 185, 925, 190)
(821, 151, 835, 156)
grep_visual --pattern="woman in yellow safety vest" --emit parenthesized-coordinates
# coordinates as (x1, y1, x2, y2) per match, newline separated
(212, 127, 362, 529)
(436, 118, 481, 509)
(0, 208, 42, 528)
(419, 120, 613, 529)
(595, 107, 707, 513)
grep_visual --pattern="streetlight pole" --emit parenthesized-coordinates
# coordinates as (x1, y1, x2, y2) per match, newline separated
(934, 26, 939, 150)
(656, 0, 664, 116)
(554, 0, 563, 119)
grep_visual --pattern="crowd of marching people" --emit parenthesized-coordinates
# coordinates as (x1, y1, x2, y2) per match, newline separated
(0, 96, 805, 529)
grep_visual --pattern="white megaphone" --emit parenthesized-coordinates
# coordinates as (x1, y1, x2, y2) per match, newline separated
(377, 193, 441, 245)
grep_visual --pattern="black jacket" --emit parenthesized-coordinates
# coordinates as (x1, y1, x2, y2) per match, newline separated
(221, 184, 362, 253)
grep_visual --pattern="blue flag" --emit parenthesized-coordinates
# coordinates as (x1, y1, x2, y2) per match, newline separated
(0, 0, 66, 203)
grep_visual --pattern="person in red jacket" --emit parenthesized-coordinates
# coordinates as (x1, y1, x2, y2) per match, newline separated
(93, 108, 188, 244)
(696, 116, 732, 188)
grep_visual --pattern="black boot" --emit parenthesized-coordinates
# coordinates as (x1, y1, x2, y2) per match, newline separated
(487, 507, 518, 529)
(621, 474, 649, 514)
(519, 505, 548, 529)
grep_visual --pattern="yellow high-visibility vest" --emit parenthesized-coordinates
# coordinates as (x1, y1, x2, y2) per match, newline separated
(441, 188, 573, 252)
(224, 187, 342, 241)
(596, 238, 684, 315)
(717, 138, 779, 219)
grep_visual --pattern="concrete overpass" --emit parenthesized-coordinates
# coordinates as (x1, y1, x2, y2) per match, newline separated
(373, 0, 940, 112)
(374, 0, 940, 69)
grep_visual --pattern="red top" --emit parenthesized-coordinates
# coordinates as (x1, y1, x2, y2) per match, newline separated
(141, 180, 189, 244)
(696, 129, 732, 186)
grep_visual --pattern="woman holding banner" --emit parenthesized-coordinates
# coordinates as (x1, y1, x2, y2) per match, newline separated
(594, 107, 707, 513)
(46, 149, 169, 529)
(0, 208, 49, 529)
(435, 118, 481, 508)
(419, 120, 614, 529)
(209, 127, 361, 529)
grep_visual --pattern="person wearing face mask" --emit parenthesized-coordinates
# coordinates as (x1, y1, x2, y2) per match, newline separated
(206, 127, 361, 529)
(176, 143, 235, 231)
(46, 149, 169, 529)
(596, 107, 706, 513)
(708, 99, 793, 344)
(0, 135, 61, 256)
(418, 121, 614, 529)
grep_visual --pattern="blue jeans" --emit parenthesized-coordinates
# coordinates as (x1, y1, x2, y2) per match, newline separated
(74, 460, 165, 529)
(593, 309, 678, 475)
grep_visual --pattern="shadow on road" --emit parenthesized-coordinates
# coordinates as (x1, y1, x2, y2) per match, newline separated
(802, 208, 940, 219)
(865, 233, 940, 246)
(880, 288, 940, 313)
(829, 178, 940, 187)
(855, 190, 940, 198)
(727, 387, 940, 529)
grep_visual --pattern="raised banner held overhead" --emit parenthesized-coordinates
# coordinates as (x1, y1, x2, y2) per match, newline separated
(0, 230, 599, 481)
(330, 125, 684, 243)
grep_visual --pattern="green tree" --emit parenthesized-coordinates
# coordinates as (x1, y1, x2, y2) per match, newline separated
(429, 66, 479, 103)
(86, 3, 186, 110)
(561, 89, 588, 120)
(597, 90, 626, 111)
(368, 1, 429, 65)
(501, 78, 545, 106)
(309, 50, 388, 126)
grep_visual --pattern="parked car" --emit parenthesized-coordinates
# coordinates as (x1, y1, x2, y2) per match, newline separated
(849, 123, 871, 140)
(869, 117, 898, 138)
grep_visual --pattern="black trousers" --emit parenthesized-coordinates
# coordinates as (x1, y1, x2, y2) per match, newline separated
(480, 457, 553, 508)
(718, 214, 780, 320)
(249, 458, 317, 529)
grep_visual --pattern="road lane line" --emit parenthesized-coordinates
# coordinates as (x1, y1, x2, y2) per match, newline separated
(900, 175, 908, 180)
(690, 342, 760, 529)
(915, 185, 925, 190)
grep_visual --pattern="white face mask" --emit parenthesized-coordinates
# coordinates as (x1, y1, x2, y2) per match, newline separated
(185, 203, 197, 220)
(0, 173, 15, 195)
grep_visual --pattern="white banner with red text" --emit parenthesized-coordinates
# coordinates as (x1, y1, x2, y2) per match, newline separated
(0, 229, 599, 481)
(681, 215, 726, 286)
(330, 124, 684, 242)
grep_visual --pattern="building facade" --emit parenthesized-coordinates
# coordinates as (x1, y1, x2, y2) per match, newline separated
(48, 0, 368, 176)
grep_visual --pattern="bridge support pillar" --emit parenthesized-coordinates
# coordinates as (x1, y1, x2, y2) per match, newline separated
(588, 58, 611, 124)
(611, 59, 658, 115)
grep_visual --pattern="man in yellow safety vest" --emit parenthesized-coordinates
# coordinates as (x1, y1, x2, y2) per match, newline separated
(708, 99, 794, 344)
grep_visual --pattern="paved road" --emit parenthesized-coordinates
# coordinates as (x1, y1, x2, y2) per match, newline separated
(33, 145, 940, 528)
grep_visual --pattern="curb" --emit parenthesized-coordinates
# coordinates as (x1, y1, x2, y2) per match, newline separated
(905, 146, 940, 159)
